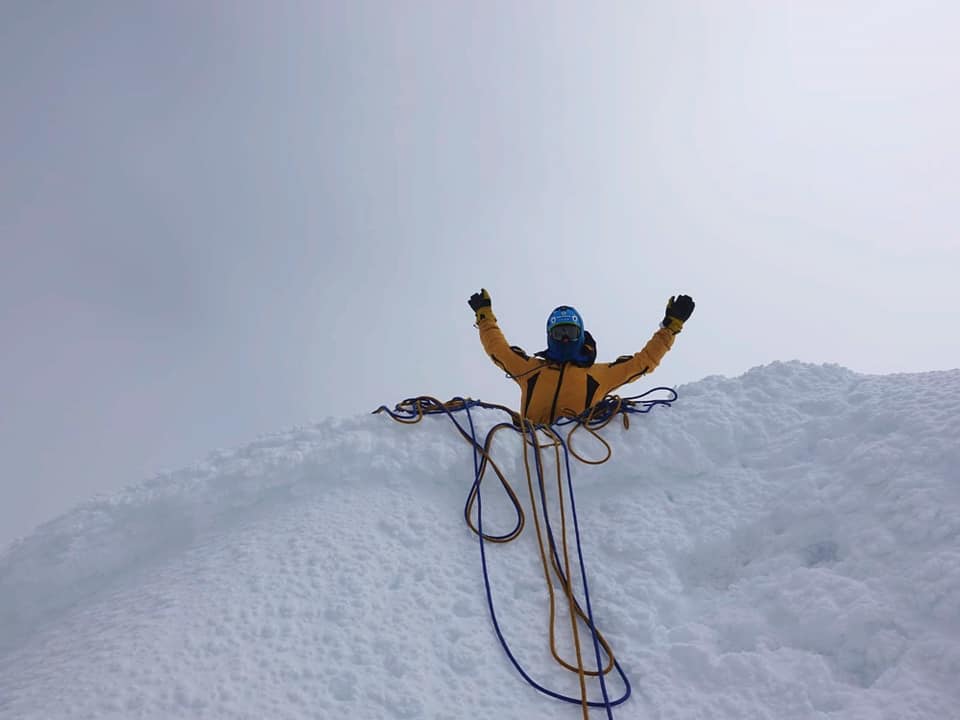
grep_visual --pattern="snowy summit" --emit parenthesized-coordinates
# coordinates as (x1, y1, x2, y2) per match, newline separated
(1, 361, 959, 719)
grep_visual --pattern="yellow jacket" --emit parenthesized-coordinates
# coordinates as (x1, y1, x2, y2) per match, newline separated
(477, 311, 676, 424)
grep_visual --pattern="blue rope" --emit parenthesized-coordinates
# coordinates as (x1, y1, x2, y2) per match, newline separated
(526, 422, 624, 716)
(466, 404, 631, 709)
(554, 387, 678, 429)
(374, 397, 526, 542)
(558, 430, 620, 715)
(374, 389, 678, 713)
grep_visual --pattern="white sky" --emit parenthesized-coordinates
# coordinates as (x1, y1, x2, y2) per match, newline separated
(2, 1, 959, 546)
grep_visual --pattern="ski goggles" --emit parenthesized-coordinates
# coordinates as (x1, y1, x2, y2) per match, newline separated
(549, 324, 581, 342)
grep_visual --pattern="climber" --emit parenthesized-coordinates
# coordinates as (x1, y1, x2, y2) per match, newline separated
(468, 289, 694, 424)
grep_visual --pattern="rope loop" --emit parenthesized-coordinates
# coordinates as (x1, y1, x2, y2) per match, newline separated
(375, 388, 678, 718)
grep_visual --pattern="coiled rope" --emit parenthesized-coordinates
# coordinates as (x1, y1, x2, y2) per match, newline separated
(374, 388, 677, 718)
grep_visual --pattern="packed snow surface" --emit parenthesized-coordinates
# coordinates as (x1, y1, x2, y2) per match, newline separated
(1, 362, 959, 719)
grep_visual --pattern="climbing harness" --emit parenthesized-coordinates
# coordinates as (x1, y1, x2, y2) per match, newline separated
(375, 388, 677, 718)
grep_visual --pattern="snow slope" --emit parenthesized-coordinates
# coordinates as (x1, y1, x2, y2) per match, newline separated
(1, 362, 958, 720)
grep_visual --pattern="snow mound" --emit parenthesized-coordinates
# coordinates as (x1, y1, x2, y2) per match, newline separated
(1, 361, 958, 719)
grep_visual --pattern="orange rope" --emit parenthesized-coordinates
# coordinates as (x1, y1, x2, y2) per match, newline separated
(380, 396, 623, 718)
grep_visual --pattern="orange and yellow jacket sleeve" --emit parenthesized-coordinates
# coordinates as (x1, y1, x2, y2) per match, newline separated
(476, 313, 540, 381)
(590, 327, 676, 392)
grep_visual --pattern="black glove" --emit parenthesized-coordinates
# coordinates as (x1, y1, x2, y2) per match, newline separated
(662, 294, 695, 334)
(468, 288, 495, 322)
(468, 289, 491, 312)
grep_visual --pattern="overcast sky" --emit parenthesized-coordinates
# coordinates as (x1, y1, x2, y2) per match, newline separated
(2, 1, 958, 547)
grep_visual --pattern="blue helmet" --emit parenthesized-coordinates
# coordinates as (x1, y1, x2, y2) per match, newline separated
(544, 305, 585, 362)
(546, 306, 583, 335)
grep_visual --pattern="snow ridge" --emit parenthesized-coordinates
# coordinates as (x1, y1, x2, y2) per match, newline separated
(1, 361, 959, 719)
